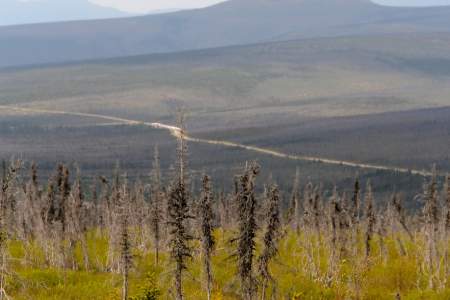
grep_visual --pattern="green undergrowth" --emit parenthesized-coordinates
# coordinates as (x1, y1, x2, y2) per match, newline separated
(4, 229, 450, 299)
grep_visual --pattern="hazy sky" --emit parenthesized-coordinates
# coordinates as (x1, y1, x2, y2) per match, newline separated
(91, 0, 450, 13)
(91, 0, 226, 13)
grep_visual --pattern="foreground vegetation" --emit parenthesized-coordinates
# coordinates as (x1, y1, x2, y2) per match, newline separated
(7, 229, 450, 300)
(0, 131, 449, 299)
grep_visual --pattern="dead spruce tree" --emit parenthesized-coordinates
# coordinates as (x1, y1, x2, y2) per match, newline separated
(128, 179, 147, 251)
(446, 174, 450, 228)
(391, 192, 413, 241)
(167, 117, 193, 300)
(328, 186, 344, 282)
(331, 189, 351, 260)
(258, 184, 281, 300)
(58, 165, 71, 233)
(377, 207, 388, 264)
(235, 162, 260, 300)
(287, 167, 301, 233)
(1, 160, 21, 231)
(312, 186, 323, 237)
(22, 163, 46, 262)
(150, 145, 163, 265)
(423, 167, 439, 289)
(364, 181, 376, 259)
(350, 177, 361, 227)
(199, 175, 215, 300)
(105, 166, 126, 272)
(303, 182, 314, 229)
(70, 167, 90, 270)
(0, 160, 21, 300)
(119, 184, 132, 300)
(347, 178, 361, 258)
(43, 164, 71, 268)
(387, 193, 409, 258)
(218, 190, 232, 230)
(445, 174, 450, 281)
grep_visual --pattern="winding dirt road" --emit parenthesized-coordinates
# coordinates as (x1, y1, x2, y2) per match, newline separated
(0, 105, 432, 177)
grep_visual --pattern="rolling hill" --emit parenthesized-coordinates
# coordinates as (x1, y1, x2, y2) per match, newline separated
(2, 0, 450, 68)
(1, 33, 449, 130)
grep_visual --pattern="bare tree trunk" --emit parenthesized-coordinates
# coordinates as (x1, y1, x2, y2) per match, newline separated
(236, 163, 260, 300)
(364, 181, 376, 259)
(80, 234, 90, 270)
(424, 166, 439, 289)
(151, 145, 163, 266)
(119, 182, 132, 300)
(260, 279, 267, 300)
(122, 270, 129, 300)
(200, 175, 215, 300)
(175, 263, 183, 300)
(444, 174, 450, 284)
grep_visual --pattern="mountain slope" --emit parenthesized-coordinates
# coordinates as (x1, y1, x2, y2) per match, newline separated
(1, 32, 449, 131)
(0, 0, 128, 27)
(1, 0, 450, 68)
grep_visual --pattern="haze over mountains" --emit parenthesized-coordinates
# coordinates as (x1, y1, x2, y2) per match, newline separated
(2, 0, 450, 68)
(0, 0, 129, 27)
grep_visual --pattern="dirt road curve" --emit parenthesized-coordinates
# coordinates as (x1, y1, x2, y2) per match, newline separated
(0, 105, 433, 177)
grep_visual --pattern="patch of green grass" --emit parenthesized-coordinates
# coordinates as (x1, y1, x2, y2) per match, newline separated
(4, 229, 450, 299)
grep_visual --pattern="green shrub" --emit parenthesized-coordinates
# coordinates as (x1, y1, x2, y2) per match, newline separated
(130, 272, 161, 300)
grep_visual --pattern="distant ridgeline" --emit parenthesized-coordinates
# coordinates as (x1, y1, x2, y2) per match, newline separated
(1, 0, 450, 68)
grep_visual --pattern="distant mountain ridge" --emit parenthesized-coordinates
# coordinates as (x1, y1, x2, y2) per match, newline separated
(1, 0, 450, 68)
(0, 0, 128, 27)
